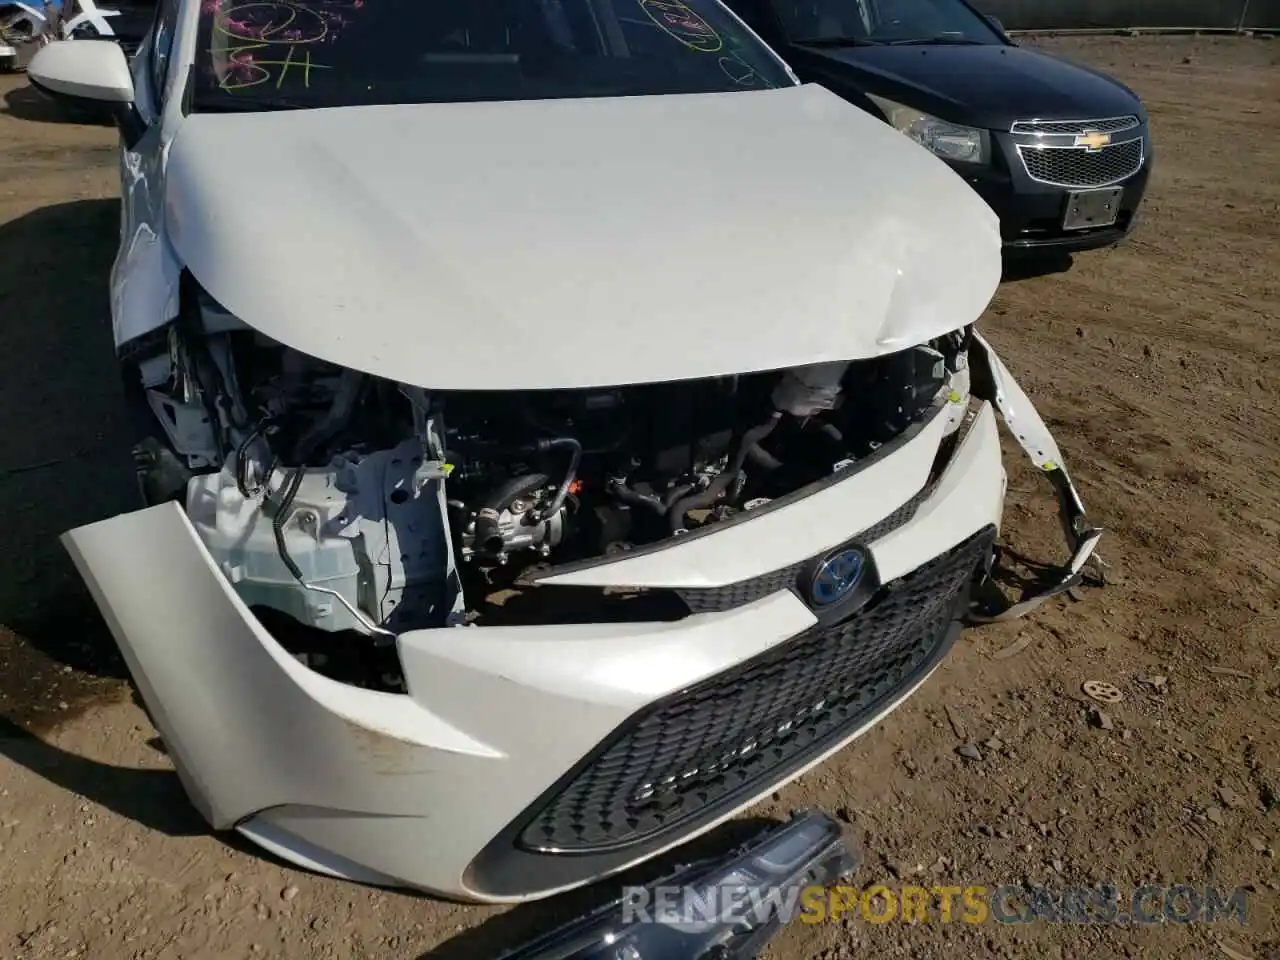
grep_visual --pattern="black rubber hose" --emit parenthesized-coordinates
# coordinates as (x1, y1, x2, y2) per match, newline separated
(662, 482, 696, 509)
(669, 414, 781, 532)
(517, 402, 631, 454)
(235, 424, 264, 498)
(473, 472, 551, 555)
(272, 460, 311, 582)
(234, 419, 278, 497)
(732, 414, 782, 475)
(271, 424, 334, 583)
(745, 442, 783, 471)
(532, 437, 582, 522)
(738, 412, 785, 473)
(667, 472, 736, 534)
(271, 414, 346, 581)
(607, 478, 668, 515)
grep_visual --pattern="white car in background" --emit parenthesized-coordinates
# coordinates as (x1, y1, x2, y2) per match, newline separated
(27, 0, 1099, 903)
(0, 0, 123, 70)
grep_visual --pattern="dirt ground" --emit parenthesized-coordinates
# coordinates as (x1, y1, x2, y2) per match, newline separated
(1, 32, 1278, 960)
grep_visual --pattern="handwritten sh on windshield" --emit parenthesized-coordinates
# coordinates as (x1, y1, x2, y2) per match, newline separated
(211, 0, 355, 90)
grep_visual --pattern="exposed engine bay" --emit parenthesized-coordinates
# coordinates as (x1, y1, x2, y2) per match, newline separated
(124, 286, 972, 653)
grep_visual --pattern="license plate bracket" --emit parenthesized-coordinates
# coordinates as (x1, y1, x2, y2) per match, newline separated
(1062, 187, 1123, 231)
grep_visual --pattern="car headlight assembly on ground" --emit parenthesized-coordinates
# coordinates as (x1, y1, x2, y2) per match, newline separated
(497, 811, 856, 960)
(867, 94, 990, 164)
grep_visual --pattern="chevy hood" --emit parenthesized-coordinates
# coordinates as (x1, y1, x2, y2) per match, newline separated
(165, 84, 1000, 390)
(802, 44, 1144, 132)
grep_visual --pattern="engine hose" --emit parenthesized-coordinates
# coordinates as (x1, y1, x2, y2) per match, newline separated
(734, 413, 782, 474)
(234, 418, 277, 497)
(663, 482, 696, 509)
(272, 463, 310, 583)
(532, 437, 583, 522)
(234, 426, 263, 498)
(745, 442, 783, 471)
(668, 472, 736, 534)
(668, 413, 782, 533)
(608, 478, 668, 515)
(474, 472, 552, 555)
(736, 412, 784, 473)
(517, 403, 631, 454)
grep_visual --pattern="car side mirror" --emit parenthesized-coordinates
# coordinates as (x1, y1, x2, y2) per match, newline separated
(28, 39, 146, 149)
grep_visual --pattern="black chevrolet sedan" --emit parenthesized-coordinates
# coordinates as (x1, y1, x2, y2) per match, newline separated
(724, 0, 1152, 254)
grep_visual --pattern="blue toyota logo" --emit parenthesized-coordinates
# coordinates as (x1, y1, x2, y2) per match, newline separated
(810, 547, 866, 607)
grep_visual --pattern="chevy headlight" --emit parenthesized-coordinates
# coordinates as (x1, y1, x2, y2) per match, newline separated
(866, 94, 990, 164)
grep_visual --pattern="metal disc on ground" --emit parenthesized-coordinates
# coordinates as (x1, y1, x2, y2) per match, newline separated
(1082, 680, 1124, 704)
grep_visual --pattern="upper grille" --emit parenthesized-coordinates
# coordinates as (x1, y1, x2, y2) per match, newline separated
(678, 559, 808, 616)
(1017, 138, 1144, 189)
(1010, 116, 1139, 136)
(676, 483, 934, 614)
(518, 527, 996, 853)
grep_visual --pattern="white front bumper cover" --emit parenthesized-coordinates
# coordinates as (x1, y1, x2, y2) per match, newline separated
(60, 336, 1098, 903)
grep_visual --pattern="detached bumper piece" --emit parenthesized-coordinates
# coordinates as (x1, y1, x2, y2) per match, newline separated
(497, 810, 856, 960)
(967, 332, 1103, 622)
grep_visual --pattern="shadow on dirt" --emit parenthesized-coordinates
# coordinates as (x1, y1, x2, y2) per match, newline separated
(0, 710, 334, 869)
(417, 816, 786, 960)
(986, 542, 1065, 596)
(0, 715, 206, 835)
(2, 82, 114, 125)
(970, 542, 1101, 618)
(0, 691, 800, 955)
(0, 199, 138, 701)
(1001, 252, 1075, 282)
(0, 695, 798, 937)
(0, 708, 337, 869)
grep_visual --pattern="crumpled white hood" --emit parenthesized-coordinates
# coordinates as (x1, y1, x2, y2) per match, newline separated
(165, 84, 1000, 390)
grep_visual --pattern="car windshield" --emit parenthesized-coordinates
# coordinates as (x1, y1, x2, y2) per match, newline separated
(192, 0, 794, 111)
(777, 0, 1000, 45)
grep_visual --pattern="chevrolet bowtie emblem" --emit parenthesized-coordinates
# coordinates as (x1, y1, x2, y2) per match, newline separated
(1074, 130, 1112, 151)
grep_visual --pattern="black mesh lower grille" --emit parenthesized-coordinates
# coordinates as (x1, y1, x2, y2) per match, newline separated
(519, 526, 996, 853)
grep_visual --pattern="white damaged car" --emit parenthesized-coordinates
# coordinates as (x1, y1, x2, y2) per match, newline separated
(29, 0, 1100, 902)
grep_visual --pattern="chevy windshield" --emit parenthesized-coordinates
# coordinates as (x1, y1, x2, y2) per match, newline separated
(780, 0, 1001, 45)
(193, 0, 794, 110)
